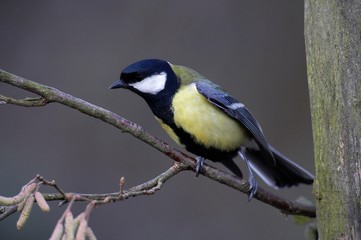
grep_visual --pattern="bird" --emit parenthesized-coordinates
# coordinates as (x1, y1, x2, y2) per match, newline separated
(110, 59, 314, 199)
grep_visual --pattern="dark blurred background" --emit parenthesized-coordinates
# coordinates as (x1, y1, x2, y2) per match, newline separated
(0, 1, 314, 239)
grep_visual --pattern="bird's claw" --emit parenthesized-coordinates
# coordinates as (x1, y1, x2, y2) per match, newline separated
(195, 156, 205, 177)
(238, 149, 259, 201)
(248, 175, 258, 201)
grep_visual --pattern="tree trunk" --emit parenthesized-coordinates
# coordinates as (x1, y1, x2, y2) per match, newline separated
(305, 0, 361, 239)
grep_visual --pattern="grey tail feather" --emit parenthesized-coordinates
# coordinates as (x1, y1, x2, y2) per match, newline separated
(241, 145, 314, 188)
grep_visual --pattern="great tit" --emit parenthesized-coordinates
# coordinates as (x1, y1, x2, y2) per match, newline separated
(110, 59, 314, 198)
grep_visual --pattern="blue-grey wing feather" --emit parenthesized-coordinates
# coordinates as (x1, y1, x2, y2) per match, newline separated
(195, 81, 274, 161)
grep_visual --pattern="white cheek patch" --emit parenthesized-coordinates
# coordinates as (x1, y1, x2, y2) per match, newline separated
(130, 72, 167, 95)
(227, 102, 244, 110)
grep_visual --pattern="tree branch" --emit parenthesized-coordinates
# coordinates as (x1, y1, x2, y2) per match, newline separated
(0, 69, 316, 217)
(0, 163, 187, 222)
(42, 162, 187, 204)
(0, 95, 48, 107)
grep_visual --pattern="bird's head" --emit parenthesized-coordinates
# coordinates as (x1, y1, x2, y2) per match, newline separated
(110, 59, 180, 100)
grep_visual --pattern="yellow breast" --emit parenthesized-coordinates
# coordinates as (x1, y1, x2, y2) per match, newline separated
(172, 83, 247, 151)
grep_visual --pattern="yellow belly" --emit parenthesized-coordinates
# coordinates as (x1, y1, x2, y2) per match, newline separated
(171, 83, 247, 151)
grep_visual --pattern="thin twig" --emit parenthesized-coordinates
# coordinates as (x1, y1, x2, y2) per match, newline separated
(0, 163, 188, 222)
(36, 175, 69, 200)
(0, 206, 18, 221)
(0, 95, 48, 107)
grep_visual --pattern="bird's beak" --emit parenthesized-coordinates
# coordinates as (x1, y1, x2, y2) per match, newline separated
(109, 79, 126, 89)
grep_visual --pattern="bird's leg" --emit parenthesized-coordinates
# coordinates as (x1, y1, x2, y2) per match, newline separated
(238, 149, 258, 200)
(244, 158, 258, 200)
(195, 156, 205, 177)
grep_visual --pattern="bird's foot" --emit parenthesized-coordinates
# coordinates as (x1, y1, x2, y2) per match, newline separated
(238, 149, 258, 200)
(248, 175, 258, 201)
(195, 156, 205, 177)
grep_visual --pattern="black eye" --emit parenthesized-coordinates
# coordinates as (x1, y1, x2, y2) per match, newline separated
(123, 73, 143, 83)
(135, 74, 143, 81)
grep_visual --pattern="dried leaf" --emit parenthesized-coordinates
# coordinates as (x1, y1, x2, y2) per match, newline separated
(64, 211, 75, 240)
(0, 182, 36, 206)
(35, 192, 50, 212)
(75, 215, 88, 240)
(0, 196, 24, 206)
(49, 223, 64, 240)
(16, 194, 35, 230)
(17, 197, 27, 212)
(86, 227, 97, 240)
(73, 213, 84, 226)
(22, 183, 37, 196)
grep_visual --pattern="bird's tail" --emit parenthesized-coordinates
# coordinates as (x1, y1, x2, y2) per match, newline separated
(243, 145, 314, 189)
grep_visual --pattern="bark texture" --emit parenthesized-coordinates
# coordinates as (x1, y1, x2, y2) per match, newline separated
(305, 0, 361, 238)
